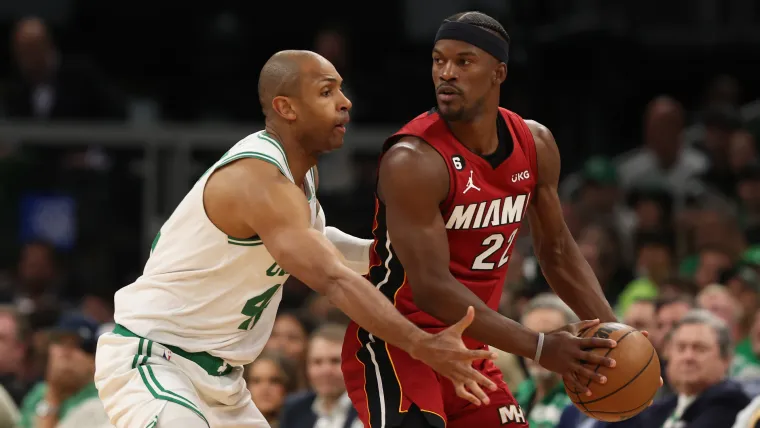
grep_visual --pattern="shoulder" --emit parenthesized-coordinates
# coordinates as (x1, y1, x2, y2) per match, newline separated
(523, 120, 560, 185)
(523, 120, 558, 157)
(381, 136, 448, 180)
(379, 136, 449, 202)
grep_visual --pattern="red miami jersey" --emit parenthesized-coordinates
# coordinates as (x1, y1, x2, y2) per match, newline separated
(361, 107, 537, 350)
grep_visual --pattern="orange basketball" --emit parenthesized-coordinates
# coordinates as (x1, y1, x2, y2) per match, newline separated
(563, 322, 661, 422)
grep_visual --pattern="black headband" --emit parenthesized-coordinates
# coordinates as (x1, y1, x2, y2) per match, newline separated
(434, 21, 509, 64)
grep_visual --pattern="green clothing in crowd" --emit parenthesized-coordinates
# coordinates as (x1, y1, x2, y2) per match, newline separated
(515, 377, 572, 428)
(19, 382, 111, 428)
(615, 277, 659, 317)
(731, 338, 760, 379)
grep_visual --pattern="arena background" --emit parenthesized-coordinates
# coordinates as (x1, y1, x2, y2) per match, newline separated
(2, 0, 760, 427)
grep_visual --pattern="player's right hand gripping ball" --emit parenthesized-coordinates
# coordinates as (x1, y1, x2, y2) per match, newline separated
(564, 322, 661, 422)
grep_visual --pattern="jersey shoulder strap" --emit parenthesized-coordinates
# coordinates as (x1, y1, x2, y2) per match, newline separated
(216, 131, 294, 181)
(500, 108, 538, 179)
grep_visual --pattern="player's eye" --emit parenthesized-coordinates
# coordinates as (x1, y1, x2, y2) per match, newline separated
(459, 59, 471, 66)
(321, 89, 331, 97)
(432, 57, 443, 65)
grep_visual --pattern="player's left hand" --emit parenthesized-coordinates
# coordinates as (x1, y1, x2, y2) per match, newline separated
(638, 330, 665, 392)
(410, 306, 499, 406)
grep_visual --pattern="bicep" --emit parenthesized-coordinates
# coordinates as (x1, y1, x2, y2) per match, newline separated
(379, 144, 452, 288)
(230, 160, 343, 286)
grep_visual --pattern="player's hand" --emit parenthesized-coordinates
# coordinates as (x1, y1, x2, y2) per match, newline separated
(409, 306, 498, 407)
(539, 319, 617, 396)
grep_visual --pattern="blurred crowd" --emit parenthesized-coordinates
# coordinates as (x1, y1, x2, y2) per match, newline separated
(3, 11, 760, 428)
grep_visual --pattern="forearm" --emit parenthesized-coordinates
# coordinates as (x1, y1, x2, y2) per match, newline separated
(270, 228, 427, 355)
(416, 275, 539, 359)
(324, 265, 428, 355)
(538, 238, 616, 322)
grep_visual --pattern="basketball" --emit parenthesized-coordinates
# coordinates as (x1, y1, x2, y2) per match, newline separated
(564, 322, 661, 422)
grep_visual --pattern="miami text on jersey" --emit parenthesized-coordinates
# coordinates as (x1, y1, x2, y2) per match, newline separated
(445, 194, 529, 230)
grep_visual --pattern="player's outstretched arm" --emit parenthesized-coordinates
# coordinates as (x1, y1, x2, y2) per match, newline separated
(524, 121, 617, 323)
(380, 138, 616, 395)
(205, 158, 497, 405)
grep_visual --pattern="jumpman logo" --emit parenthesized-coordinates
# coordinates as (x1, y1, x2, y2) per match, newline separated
(463, 170, 481, 194)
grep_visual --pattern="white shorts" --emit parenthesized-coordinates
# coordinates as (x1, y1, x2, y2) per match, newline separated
(94, 328, 268, 428)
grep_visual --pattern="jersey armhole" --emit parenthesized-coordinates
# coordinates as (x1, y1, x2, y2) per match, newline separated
(203, 153, 288, 245)
(512, 117, 539, 184)
(216, 151, 289, 179)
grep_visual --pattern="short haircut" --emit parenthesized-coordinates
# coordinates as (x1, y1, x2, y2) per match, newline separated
(245, 350, 299, 394)
(670, 309, 733, 359)
(521, 293, 579, 325)
(310, 323, 347, 345)
(655, 295, 695, 314)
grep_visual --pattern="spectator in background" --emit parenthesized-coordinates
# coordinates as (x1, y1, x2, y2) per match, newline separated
(245, 351, 299, 428)
(616, 230, 675, 316)
(572, 156, 636, 259)
(729, 131, 758, 179)
(702, 75, 741, 111)
(0, 306, 32, 405)
(601, 310, 749, 428)
(658, 277, 698, 300)
(732, 307, 760, 381)
(515, 294, 576, 428)
(652, 295, 694, 400)
(280, 324, 361, 428)
(576, 223, 634, 308)
(694, 247, 734, 290)
(265, 311, 315, 390)
(725, 264, 760, 337)
(12, 240, 67, 318)
(18, 314, 110, 428)
(626, 183, 673, 234)
(737, 163, 760, 244)
(623, 298, 657, 333)
(697, 284, 742, 342)
(698, 107, 744, 197)
(6, 17, 126, 121)
(617, 96, 708, 203)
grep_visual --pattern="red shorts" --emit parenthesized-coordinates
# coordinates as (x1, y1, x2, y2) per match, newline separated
(342, 323, 529, 428)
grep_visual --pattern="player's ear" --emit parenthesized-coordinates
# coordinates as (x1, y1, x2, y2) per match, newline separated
(494, 63, 507, 85)
(272, 96, 297, 121)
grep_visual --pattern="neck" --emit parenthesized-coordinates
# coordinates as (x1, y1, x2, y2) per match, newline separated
(265, 122, 317, 186)
(446, 108, 499, 155)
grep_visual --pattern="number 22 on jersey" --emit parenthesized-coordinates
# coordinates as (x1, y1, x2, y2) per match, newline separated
(471, 228, 519, 271)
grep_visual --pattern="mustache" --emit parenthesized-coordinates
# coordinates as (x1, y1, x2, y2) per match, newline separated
(436, 83, 463, 95)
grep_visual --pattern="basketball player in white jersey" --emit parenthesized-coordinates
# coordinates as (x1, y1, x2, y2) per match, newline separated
(93, 50, 497, 428)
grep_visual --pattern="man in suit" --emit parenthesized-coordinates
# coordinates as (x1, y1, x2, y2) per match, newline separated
(280, 323, 361, 428)
(600, 309, 749, 428)
(7, 17, 126, 121)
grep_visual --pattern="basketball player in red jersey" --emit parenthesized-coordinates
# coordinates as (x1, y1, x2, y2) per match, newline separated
(341, 11, 635, 428)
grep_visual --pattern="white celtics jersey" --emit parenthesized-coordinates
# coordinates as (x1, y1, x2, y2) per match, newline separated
(113, 130, 319, 367)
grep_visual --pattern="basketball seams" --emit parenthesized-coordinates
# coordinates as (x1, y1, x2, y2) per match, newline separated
(567, 328, 636, 397)
(578, 346, 655, 405)
(585, 329, 635, 390)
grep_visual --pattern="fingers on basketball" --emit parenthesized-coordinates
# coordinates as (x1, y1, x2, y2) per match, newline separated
(565, 323, 662, 423)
